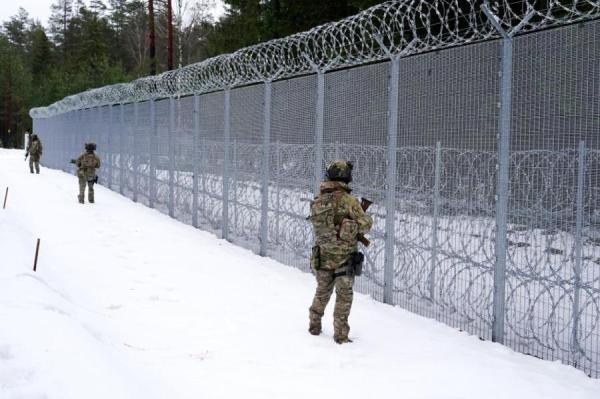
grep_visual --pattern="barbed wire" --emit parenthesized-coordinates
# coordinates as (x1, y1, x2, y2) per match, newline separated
(30, 0, 600, 119)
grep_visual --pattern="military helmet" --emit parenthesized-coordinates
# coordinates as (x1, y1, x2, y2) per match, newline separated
(326, 159, 353, 183)
(85, 143, 97, 151)
(31, 134, 38, 140)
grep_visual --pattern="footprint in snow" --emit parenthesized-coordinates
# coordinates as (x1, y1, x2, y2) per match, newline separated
(0, 345, 14, 360)
(189, 351, 210, 361)
(149, 295, 179, 303)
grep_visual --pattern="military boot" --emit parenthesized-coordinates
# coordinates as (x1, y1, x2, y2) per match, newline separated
(333, 323, 352, 344)
(308, 318, 322, 336)
(78, 195, 84, 204)
(334, 336, 353, 344)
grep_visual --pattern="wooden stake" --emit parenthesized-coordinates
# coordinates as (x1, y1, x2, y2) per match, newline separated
(33, 238, 40, 272)
(2, 187, 7, 209)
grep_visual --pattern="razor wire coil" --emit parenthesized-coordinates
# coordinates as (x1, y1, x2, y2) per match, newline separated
(29, 0, 600, 119)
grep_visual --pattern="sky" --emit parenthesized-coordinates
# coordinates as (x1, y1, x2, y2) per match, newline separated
(0, 0, 226, 26)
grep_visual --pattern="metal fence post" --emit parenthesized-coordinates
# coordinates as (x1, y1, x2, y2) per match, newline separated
(430, 141, 442, 302)
(102, 107, 107, 183)
(96, 106, 103, 181)
(69, 112, 73, 171)
(60, 115, 64, 170)
(65, 113, 70, 172)
(72, 113, 76, 173)
(74, 111, 79, 173)
(66, 114, 70, 171)
(102, 106, 108, 184)
(133, 101, 139, 202)
(260, 81, 272, 256)
(149, 99, 157, 208)
(201, 133, 207, 221)
(383, 57, 400, 305)
(64, 114, 68, 172)
(60, 111, 69, 172)
(55, 117, 59, 170)
(483, 3, 534, 344)
(66, 113, 71, 171)
(302, 55, 327, 194)
(63, 114, 67, 170)
(119, 103, 125, 195)
(232, 138, 238, 232)
(50, 118, 54, 167)
(192, 94, 200, 228)
(58, 116, 63, 170)
(107, 105, 113, 189)
(222, 89, 232, 240)
(275, 140, 281, 244)
(314, 72, 325, 194)
(168, 97, 175, 217)
(74, 111, 78, 170)
(492, 35, 513, 345)
(572, 140, 586, 358)
(78, 110, 84, 172)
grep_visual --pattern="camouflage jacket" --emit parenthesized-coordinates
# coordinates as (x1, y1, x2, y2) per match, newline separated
(27, 140, 43, 159)
(76, 152, 101, 180)
(309, 181, 373, 270)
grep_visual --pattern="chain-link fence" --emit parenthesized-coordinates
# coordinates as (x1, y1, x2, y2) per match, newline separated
(31, 1, 600, 377)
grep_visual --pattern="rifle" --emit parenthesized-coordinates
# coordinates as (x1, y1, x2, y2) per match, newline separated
(357, 197, 373, 247)
(24, 152, 29, 161)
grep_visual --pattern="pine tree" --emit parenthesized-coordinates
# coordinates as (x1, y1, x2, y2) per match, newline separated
(28, 25, 53, 80)
(2, 8, 32, 52)
(49, 0, 73, 46)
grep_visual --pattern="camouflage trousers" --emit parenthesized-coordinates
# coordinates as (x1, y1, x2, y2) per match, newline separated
(309, 269, 354, 340)
(29, 157, 40, 174)
(78, 177, 95, 203)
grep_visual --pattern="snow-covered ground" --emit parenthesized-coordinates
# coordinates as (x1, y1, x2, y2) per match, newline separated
(1, 148, 599, 399)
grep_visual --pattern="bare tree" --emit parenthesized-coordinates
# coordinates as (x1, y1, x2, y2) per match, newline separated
(167, 0, 173, 70)
(149, 0, 157, 74)
(153, 0, 214, 71)
(175, 0, 214, 67)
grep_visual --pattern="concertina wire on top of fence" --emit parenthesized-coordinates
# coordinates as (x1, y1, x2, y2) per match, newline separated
(30, 0, 600, 118)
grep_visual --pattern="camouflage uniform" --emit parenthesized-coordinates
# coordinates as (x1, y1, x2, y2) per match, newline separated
(308, 160, 373, 343)
(75, 145, 101, 204)
(26, 135, 43, 174)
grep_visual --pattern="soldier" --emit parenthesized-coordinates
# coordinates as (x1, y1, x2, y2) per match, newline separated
(72, 143, 101, 204)
(308, 160, 373, 344)
(25, 134, 43, 174)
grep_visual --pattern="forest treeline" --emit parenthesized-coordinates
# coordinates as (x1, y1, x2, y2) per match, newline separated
(0, 0, 381, 148)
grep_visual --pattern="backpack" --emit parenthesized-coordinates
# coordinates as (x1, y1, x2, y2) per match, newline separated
(309, 190, 360, 270)
(309, 191, 344, 245)
(30, 141, 40, 155)
(81, 153, 97, 169)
